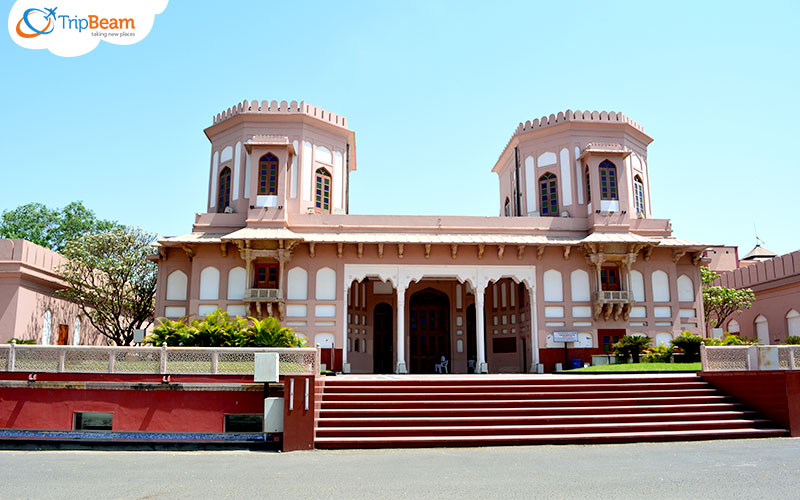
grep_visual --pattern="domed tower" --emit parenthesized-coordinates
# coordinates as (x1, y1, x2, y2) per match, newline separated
(202, 100, 356, 224)
(492, 110, 653, 225)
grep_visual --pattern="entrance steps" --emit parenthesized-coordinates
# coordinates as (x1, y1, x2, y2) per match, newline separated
(315, 374, 788, 449)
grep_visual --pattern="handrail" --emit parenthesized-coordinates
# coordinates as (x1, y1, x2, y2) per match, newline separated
(701, 344, 800, 372)
(0, 344, 319, 376)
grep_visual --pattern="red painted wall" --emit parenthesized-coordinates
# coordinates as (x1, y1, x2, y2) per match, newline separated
(539, 347, 605, 372)
(0, 373, 264, 432)
(701, 371, 800, 436)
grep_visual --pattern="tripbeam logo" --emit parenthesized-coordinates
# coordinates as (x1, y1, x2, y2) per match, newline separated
(8, 0, 167, 57)
(15, 7, 57, 38)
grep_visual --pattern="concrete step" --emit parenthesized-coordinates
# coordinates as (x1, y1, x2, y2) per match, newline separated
(315, 427, 789, 449)
(316, 419, 776, 438)
(322, 382, 712, 393)
(319, 395, 734, 410)
(316, 410, 761, 427)
(318, 402, 747, 419)
(320, 389, 720, 401)
(323, 375, 702, 387)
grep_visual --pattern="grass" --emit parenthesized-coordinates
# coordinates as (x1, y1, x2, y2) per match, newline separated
(566, 362, 701, 372)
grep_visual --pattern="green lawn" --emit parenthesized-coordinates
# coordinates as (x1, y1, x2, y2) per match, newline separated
(566, 362, 701, 373)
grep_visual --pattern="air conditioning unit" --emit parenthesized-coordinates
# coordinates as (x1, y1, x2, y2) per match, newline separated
(307, 207, 315, 214)
(223, 206, 234, 214)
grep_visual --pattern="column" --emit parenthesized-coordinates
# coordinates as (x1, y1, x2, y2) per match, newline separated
(341, 280, 349, 371)
(529, 286, 540, 372)
(475, 285, 488, 374)
(395, 284, 408, 374)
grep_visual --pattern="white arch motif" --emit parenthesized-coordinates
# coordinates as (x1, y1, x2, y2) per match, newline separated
(199, 267, 220, 300)
(166, 270, 188, 301)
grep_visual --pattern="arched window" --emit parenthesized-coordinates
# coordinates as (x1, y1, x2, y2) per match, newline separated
(217, 167, 231, 213)
(73, 316, 81, 345)
(755, 315, 770, 345)
(42, 310, 52, 345)
(504, 197, 511, 216)
(787, 310, 800, 337)
(315, 168, 331, 213)
(258, 153, 279, 195)
(633, 175, 645, 216)
(727, 319, 740, 334)
(584, 165, 591, 203)
(539, 173, 558, 216)
(599, 160, 617, 200)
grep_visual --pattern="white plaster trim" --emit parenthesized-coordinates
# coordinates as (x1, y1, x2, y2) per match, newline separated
(232, 141, 242, 201)
(559, 148, 572, 206)
(210, 151, 219, 208)
(291, 140, 299, 198)
(343, 264, 535, 292)
(334, 151, 344, 209)
(302, 141, 313, 201)
(575, 146, 583, 205)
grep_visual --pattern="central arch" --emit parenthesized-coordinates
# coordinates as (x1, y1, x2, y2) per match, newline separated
(409, 288, 450, 373)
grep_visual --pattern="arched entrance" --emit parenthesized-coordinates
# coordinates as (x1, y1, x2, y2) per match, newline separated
(373, 302, 393, 374)
(409, 288, 450, 373)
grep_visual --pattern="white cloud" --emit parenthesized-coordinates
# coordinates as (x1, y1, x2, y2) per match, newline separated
(8, 0, 168, 57)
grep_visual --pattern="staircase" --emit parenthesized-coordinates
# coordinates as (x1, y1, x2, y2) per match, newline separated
(315, 374, 788, 449)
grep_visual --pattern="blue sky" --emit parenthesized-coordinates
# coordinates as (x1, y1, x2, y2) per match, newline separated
(3, 1, 799, 256)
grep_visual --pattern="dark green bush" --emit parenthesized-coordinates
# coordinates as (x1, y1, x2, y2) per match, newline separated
(671, 332, 704, 362)
(786, 336, 800, 345)
(144, 309, 305, 348)
(614, 335, 653, 363)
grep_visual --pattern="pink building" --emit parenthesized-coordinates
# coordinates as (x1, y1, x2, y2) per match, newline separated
(153, 101, 707, 373)
(714, 249, 800, 344)
(0, 239, 101, 345)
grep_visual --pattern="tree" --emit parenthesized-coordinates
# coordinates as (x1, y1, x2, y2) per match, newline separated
(701, 266, 755, 331)
(56, 227, 157, 346)
(0, 201, 118, 252)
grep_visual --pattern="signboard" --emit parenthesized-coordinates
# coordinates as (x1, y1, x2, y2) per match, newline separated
(553, 330, 579, 343)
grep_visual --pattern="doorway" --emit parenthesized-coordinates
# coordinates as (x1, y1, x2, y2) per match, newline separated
(373, 302, 394, 373)
(409, 289, 450, 374)
(57, 324, 69, 345)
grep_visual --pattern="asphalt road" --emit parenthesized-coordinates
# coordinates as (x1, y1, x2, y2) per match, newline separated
(1, 438, 799, 499)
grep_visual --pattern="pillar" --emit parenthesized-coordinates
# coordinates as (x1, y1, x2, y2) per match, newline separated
(529, 286, 540, 372)
(341, 280, 349, 369)
(395, 284, 408, 374)
(475, 285, 488, 374)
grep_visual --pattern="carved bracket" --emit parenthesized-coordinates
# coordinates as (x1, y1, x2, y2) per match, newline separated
(425, 244, 432, 259)
(451, 244, 458, 260)
(378, 243, 384, 258)
(563, 246, 571, 261)
(517, 245, 525, 260)
(537, 246, 545, 261)
(497, 244, 505, 260)
(477, 244, 485, 260)
(337, 242, 344, 258)
(308, 242, 316, 258)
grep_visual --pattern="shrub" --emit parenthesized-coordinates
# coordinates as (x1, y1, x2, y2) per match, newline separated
(144, 310, 305, 348)
(642, 345, 674, 363)
(613, 335, 653, 363)
(786, 336, 800, 345)
(719, 333, 760, 346)
(671, 332, 704, 362)
(6, 338, 36, 345)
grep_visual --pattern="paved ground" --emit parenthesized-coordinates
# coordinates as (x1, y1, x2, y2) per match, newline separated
(1, 438, 799, 499)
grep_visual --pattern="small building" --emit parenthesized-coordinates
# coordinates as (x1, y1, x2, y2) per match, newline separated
(714, 249, 800, 344)
(153, 101, 708, 373)
(0, 239, 101, 345)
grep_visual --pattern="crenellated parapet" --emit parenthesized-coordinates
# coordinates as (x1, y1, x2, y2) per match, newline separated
(515, 110, 644, 136)
(211, 100, 349, 129)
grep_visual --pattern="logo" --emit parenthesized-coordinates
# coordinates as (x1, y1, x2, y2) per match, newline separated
(15, 7, 56, 38)
(8, 0, 167, 57)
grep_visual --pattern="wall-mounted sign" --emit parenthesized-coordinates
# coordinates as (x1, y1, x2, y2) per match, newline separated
(553, 331, 579, 343)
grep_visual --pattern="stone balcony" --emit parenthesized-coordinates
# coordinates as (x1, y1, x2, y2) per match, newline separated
(245, 288, 283, 302)
(593, 290, 634, 321)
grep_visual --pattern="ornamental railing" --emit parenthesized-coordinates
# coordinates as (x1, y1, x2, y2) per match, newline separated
(245, 288, 283, 301)
(0, 344, 319, 376)
(594, 290, 633, 302)
(701, 344, 800, 371)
